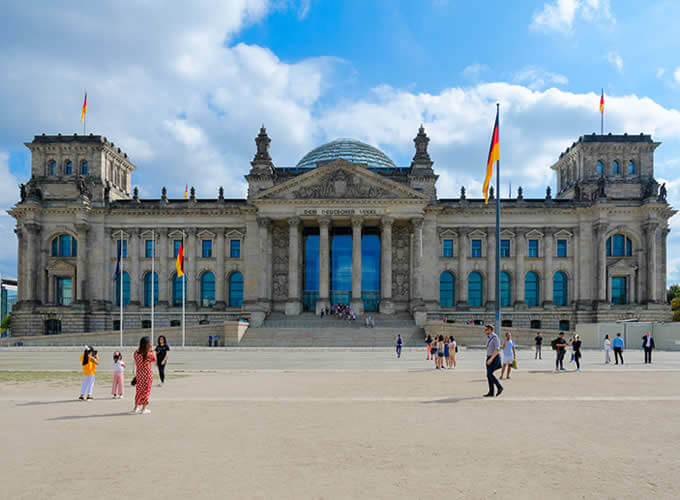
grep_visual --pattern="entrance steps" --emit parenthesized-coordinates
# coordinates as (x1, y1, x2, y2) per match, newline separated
(241, 312, 423, 347)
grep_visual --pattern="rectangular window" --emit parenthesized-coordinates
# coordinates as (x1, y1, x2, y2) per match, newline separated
(612, 277, 627, 305)
(230, 239, 241, 258)
(528, 239, 539, 258)
(471, 239, 482, 258)
(56, 277, 72, 306)
(173, 240, 182, 258)
(500, 239, 510, 257)
(145, 240, 154, 258)
(442, 239, 453, 258)
(202, 239, 213, 258)
(557, 239, 567, 257)
(116, 240, 127, 258)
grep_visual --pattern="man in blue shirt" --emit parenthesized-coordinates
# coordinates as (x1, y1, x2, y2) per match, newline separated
(612, 333, 624, 365)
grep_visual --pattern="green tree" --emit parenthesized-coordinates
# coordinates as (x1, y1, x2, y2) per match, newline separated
(674, 310, 680, 323)
(671, 297, 680, 312)
(0, 314, 10, 332)
(667, 284, 680, 304)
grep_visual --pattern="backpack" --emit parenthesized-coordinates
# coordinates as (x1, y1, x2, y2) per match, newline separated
(551, 339, 558, 350)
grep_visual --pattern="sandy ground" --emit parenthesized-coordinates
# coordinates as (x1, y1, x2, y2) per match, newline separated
(1, 348, 679, 500)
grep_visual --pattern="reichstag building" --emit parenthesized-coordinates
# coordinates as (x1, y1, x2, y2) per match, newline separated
(8, 125, 674, 336)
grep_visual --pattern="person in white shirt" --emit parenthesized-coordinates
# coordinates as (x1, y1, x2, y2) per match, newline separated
(603, 335, 612, 364)
(111, 351, 126, 399)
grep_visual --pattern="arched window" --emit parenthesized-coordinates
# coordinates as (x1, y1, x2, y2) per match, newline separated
(612, 160, 620, 175)
(143, 272, 158, 307)
(115, 272, 130, 306)
(172, 273, 186, 307)
(80, 160, 88, 175)
(525, 272, 540, 307)
(228, 272, 243, 307)
(468, 272, 483, 307)
(64, 160, 72, 175)
(51, 234, 78, 257)
(200, 272, 216, 307)
(627, 160, 635, 175)
(606, 234, 632, 257)
(553, 272, 568, 306)
(596, 160, 604, 175)
(500, 272, 511, 307)
(48, 159, 57, 175)
(439, 272, 455, 307)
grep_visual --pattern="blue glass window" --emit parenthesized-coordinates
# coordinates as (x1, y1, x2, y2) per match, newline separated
(202, 239, 213, 258)
(229, 272, 243, 307)
(556, 239, 567, 257)
(471, 239, 482, 258)
(468, 272, 483, 307)
(525, 271, 540, 307)
(52, 234, 77, 257)
(500, 271, 511, 307)
(500, 239, 510, 257)
(48, 160, 56, 175)
(361, 233, 380, 291)
(596, 160, 604, 175)
(145, 240, 154, 258)
(230, 240, 240, 258)
(172, 273, 186, 306)
(64, 160, 72, 175)
(612, 160, 620, 175)
(143, 272, 158, 307)
(612, 276, 627, 305)
(440, 272, 455, 307)
(331, 234, 352, 304)
(303, 234, 319, 311)
(607, 234, 632, 257)
(56, 277, 72, 305)
(443, 239, 453, 257)
(80, 160, 88, 175)
(553, 272, 568, 306)
(628, 160, 635, 174)
(115, 271, 130, 306)
(200, 272, 215, 307)
(173, 240, 182, 257)
(528, 239, 538, 258)
(116, 240, 127, 258)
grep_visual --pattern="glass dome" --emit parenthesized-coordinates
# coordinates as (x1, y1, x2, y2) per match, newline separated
(296, 139, 397, 169)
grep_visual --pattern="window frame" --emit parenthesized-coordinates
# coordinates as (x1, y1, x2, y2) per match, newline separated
(64, 159, 73, 175)
(500, 271, 511, 307)
(500, 239, 510, 258)
(525, 271, 540, 307)
(442, 239, 454, 258)
(556, 239, 567, 258)
(201, 239, 213, 258)
(145, 239, 154, 258)
(611, 276, 627, 305)
(468, 272, 483, 307)
(230, 239, 241, 259)
(80, 160, 88, 176)
(471, 239, 482, 258)
(439, 271, 455, 307)
(528, 239, 539, 258)
(56, 277, 73, 305)
(553, 271, 568, 307)
(228, 272, 244, 307)
(200, 271, 216, 307)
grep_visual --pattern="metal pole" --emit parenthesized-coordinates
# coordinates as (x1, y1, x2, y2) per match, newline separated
(151, 229, 155, 346)
(182, 231, 185, 348)
(601, 88, 604, 135)
(119, 230, 124, 348)
(495, 103, 502, 337)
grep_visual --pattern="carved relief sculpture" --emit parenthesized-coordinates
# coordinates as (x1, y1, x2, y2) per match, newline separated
(271, 224, 289, 301)
(391, 224, 410, 299)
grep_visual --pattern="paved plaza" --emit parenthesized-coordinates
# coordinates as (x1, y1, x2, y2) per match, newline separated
(1, 347, 679, 499)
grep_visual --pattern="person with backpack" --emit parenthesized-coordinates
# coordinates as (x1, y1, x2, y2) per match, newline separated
(551, 332, 568, 372)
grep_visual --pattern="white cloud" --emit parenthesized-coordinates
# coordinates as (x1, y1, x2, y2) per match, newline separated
(513, 66, 568, 90)
(0, 152, 20, 210)
(462, 63, 489, 81)
(607, 51, 623, 72)
(674, 67, 680, 84)
(297, 0, 311, 20)
(531, 0, 615, 34)
(657, 68, 665, 79)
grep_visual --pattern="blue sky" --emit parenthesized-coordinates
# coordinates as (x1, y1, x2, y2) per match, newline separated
(1, 0, 680, 283)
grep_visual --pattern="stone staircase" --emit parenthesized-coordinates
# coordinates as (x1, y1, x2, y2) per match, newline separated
(240, 312, 424, 347)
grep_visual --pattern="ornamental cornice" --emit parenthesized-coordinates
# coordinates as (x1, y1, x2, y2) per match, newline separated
(254, 198, 428, 206)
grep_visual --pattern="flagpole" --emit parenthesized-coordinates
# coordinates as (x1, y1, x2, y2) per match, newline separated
(83, 90, 87, 136)
(495, 103, 502, 338)
(119, 230, 124, 348)
(151, 229, 155, 346)
(182, 231, 185, 348)
(601, 88, 604, 135)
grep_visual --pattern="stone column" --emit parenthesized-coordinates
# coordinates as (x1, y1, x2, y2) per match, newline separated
(129, 229, 140, 308)
(214, 229, 226, 310)
(660, 228, 669, 304)
(410, 217, 424, 309)
(316, 217, 331, 313)
(542, 228, 554, 307)
(15, 227, 24, 303)
(257, 217, 272, 309)
(594, 223, 608, 304)
(350, 217, 364, 314)
(457, 228, 468, 306)
(75, 223, 89, 304)
(23, 223, 39, 304)
(577, 222, 593, 306)
(486, 228, 496, 310)
(158, 228, 169, 308)
(379, 216, 394, 314)
(285, 217, 302, 315)
(514, 229, 526, 308)
(184, 229, 197, 309)
(646, 222, 658, 303)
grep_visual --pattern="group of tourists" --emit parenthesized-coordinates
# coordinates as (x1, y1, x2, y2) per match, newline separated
(77, 335, 170, 415)
(321, 304, 358, 321)
(424, 334, 457, 369)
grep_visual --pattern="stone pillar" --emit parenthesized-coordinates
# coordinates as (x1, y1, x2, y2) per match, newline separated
(185, 229, 197, 309)
(379, 216, 394, 314)
(422, 214, 438, 308)
(129, 229, 140, 308)
(457, 228, 468, 306)
(350, 217, 364, 314)
(486, 228, 496, 310)
(15, 227, 24, 303)
(243, 216, 260, 308)
(594, 223, 608, 304)
(660, 228, 669, 304)
(158, 228, 169, 308)
(577, 222, 593, 307)
(214, 229, 226, 310)
(646, 223, 658, 303)
(316, 217, 331, 313)
(285, 217, 302, 315)
(23, 223, 39, 304)
(75, 223, 89, 304)
(257, 217, 272, 309)
(542, 228, 554, 307)
(514, 229, 526, 308)
(410, 217, 424, 309)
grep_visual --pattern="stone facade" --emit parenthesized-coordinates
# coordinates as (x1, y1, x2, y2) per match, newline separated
(8, 128, 675, 336)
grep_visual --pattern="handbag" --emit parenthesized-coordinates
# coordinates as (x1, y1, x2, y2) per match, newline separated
(130, 376, 136, 386)
(511, 359, 517, 369)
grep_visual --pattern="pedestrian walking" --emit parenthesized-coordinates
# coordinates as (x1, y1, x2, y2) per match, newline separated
(500, 332, 516, 380)
(572, 335, 582, 371)
(604, 334, 612, 364)
(534, 332, 543, 360)
(483, 324, 503, 397)
(78, 346, 99, 401)
(425, 334, 433, 360)
(132, 336, 156, 415)
(395, 334, 403, 359)
(642, 331, 655, 364)
(551, 332, 568, 371)
(612, 333, 624, 365)
(111, 351, 126, 399)
(155, 335, 170, 386)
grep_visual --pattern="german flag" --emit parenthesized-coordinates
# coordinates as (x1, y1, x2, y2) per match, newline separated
(483, 108, 499, 204)
(184, 184, 188, 199)
(600, 89, 605, 114)
(176, 240, 184, 277)
(80, 92, 87, 122)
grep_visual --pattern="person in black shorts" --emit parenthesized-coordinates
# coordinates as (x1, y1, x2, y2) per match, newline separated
(534, 333, 543, 359)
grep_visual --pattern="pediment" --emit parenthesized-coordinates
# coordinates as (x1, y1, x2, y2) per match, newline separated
(109, 229, 130, 240)
(500, 229, 516, 238)
(197, 229, 217, 239)
(554, 229, 573, 239)
(226, 229, 244, 239)
(468, 229, 487, 238)
(525, 229, 544, 239)
(608, 259, 638, 271)
(47, 259, 76, 273)
(438, 228, 458, 239)
(140, 229, 160, 239)
(254, 159, 429, 201)
(168, 230, 185, 239)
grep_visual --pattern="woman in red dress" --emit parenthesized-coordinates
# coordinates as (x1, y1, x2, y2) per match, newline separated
(133, 336, 156, 415)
